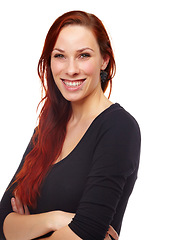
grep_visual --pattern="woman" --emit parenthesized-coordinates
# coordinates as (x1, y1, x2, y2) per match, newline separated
(0, 11, 141, 240)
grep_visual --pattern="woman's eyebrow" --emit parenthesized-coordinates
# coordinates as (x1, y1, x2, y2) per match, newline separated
(52, 47, 94, 53)
(52, 48, 65, 52)
(77, 47, 94, 53)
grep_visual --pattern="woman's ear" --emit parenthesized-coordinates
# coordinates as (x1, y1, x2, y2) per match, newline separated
(101, 55, 110, 70)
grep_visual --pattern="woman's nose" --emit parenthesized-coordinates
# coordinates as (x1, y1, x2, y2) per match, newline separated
(66, 59, 79, 76)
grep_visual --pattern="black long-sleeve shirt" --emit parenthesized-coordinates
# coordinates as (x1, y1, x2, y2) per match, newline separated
(0, 103, 141, 240)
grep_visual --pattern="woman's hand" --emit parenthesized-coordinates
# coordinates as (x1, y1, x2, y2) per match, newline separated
(11, 197, 30, 215)
(50, 210, 75, 231)
(105, 225, 119, 240)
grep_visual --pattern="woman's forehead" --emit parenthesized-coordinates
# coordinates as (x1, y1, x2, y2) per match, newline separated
(53, 25, 99, 52)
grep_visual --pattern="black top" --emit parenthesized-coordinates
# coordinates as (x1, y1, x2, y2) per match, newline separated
(0, 103, 141, 240)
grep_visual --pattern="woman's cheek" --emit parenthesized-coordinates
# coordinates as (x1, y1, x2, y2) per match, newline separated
(81, 61, 96, 76)
(51, 60, 64, 76)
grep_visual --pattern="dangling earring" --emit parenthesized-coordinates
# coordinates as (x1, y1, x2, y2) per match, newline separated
(100, 70, 108, 83)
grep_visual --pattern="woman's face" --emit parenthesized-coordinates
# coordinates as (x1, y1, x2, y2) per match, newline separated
(51, 25, 109, 103)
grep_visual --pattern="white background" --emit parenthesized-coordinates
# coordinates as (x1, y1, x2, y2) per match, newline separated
(0, 0, 171, 239)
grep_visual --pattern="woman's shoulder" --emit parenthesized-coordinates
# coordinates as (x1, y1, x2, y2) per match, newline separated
(99, 103, 140, 133)
(91, 103, 141, 176)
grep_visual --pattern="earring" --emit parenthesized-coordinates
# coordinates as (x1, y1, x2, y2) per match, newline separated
(100, 70, 108, 83)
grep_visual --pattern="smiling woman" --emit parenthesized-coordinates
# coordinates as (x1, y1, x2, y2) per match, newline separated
(50, 25, 109, 102)
(0, 10, 140, 240)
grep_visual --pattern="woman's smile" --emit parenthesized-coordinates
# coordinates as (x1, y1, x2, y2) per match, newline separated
(61, 78, 86, 91)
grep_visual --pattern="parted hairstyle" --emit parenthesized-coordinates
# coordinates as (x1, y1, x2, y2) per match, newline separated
(13, 10, 116, 208)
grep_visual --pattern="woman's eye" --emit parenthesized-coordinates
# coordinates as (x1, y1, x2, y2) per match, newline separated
(80, 53, 91, 59)
(54, 54, 65, 58)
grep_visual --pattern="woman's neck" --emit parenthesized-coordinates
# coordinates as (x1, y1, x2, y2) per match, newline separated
(70, 91, 112, 124)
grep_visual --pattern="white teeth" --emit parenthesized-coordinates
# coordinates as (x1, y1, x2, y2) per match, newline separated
(63, 80, 84, 87)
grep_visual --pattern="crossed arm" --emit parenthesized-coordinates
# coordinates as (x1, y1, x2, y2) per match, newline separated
(3, 197, 118, 240)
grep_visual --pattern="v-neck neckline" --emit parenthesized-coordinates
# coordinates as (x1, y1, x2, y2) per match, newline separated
(52, 103, 118, 167)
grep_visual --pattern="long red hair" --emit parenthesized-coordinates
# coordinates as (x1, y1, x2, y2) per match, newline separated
(13, 11, 116, 208)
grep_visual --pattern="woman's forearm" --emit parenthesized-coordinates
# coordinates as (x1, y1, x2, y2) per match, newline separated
(3, 210, 75, 240)
(3, 212, 54, 240)
(40, 226, 82, 240)
(41, 225, 118, 240)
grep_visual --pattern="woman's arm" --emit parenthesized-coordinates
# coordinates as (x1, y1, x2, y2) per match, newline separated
(3, 197, 75, 240)
(41, 225, 118, 240)
(3, 211, 54, 240)
(7, 197, 118, 240)
(42, 226, 82, 240)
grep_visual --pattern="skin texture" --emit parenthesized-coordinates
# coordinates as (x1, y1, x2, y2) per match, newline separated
(3, 25, 119, 240)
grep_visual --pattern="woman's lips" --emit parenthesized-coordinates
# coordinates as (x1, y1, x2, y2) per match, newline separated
(61, 78, 86, 90)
